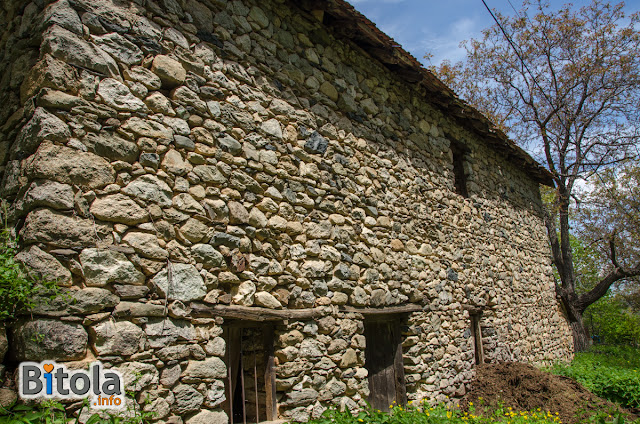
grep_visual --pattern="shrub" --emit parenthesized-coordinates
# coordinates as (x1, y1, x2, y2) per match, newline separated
(552, 346, 640, 409)
(584, 297, 640, 346)
(0, 228, 61, 320)
(0, 399, 155, 424)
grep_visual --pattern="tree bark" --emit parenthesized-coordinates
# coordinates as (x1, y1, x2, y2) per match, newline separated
(569, 312, 591, 352)
(557, 287, 591, 352)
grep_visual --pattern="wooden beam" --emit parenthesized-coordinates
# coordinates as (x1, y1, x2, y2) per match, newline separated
(190, 303, 323, 321)
(191, 303, 424, 321)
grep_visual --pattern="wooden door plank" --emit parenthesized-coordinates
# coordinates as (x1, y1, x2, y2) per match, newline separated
(392, 320, 407, 405)
(263, 324, 277, 421)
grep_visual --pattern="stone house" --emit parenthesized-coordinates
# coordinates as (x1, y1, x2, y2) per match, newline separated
(0, 0, 573, 422)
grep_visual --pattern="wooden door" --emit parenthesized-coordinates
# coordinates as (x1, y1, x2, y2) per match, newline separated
(223, 324, 277, 423)
(364, 319, 406, 412)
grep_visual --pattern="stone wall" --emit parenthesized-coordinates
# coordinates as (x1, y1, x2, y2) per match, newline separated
(0, 0, 573, 422)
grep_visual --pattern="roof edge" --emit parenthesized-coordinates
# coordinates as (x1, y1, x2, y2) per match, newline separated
(298, 0, 555, 187)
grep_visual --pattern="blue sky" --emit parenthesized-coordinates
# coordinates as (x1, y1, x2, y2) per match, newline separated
(347, 0, 640, 66)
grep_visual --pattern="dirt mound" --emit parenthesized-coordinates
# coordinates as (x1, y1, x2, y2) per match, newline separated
(462, 363, 633, 424)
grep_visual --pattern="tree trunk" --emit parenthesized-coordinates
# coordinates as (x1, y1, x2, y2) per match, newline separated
(569, 312, 591, 352)
(558, 289, 591, 352)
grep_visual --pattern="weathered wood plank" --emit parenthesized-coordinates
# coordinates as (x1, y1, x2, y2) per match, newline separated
(190, 303, 323, 321)
(263, 325, 277, 421)
(393, 320, 407, 405)
(192, 303, 423, 321)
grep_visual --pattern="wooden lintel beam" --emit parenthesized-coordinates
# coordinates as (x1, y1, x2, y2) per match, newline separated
(190, 303, 323, 321)
(190, 303, 424, 321)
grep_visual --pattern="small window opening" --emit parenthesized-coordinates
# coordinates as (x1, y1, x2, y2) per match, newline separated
(364, 317, 407, 412)
(223, 324, 276, 423)
(451, 144, 469, 197)
(470, 312, 484, 365)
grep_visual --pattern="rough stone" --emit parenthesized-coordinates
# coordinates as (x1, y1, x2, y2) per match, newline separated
(179, 218, 209, 242)
(21, 55, 77, 102)
(145, 92, 175, 115)
(22, 180, 74, 212)
(67, 287, 119, 314)
(113, 285, 149, 299)
(304, 131, 329, 155)
(162, 149, 191, 175)
(90, 193, 149, 225)
(181, 357, 226, 381)
(152, 55, 186, 88)
(80, 248, 145, 286)
(98, 78, 147, 112)
(83, 132, 139, 163)
(42, 25, 119, 78)
(43, 0, 83, 35)
(160, 363, 181, 387)
(11, 319, 87, 361)
(123, 232, 169, 260)
(193, 165, 226, 184)
(21, 209, 111, 248)
(120, 117, 173, 140)
(0, 389, 16, 409)
(261, 119, 283, 139)
(122, 175, 173, 207)
(90, 320, 146, 356)
(26, 142, 115, 189)
(254, 291, 282, 309)
(124, 66, 162, 90)
(217, 134, 242, 154)
(186, 410, 228, 424)
(228, 201, 249, 224)
(93, 33, 144, 66)
(12, 108, 70, 159)
(204, 380, 226, 408)
(152, 263, 206, 302)
(15, 245, 72, 286)
(191, 244, 224, 268)
(173, 193, 205, 214)
(172, 384, 203, 414)
(113, 301, 165, 317)
(283, 388, 319, 407)
(117, 362, 159, 391)
(145, 318, 196, 348)
(232, 281, 256, 306)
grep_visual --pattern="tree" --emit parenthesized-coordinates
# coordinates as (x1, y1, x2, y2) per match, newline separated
(431, 0, 640, 351)
(577, 164, 640, 281)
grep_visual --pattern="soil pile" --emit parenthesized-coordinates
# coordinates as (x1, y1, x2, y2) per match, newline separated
(462, 363, 634, 424)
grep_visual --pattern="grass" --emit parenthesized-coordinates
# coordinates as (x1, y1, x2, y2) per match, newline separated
(309, 346, 640, 424)
(308, 401, 633, 424)
(552, 345, 640, 409)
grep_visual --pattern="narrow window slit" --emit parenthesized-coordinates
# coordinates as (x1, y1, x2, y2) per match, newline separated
(451, 143, 469, 197)
(470, 312, 484, 365)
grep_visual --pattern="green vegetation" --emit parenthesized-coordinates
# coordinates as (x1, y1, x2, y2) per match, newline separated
(552, 346, 640, 409)
(0, 399, 155, 424)
(0, 228, 60, 320)
(308, 402, 632, 424)
(584, 298, 640, 347)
